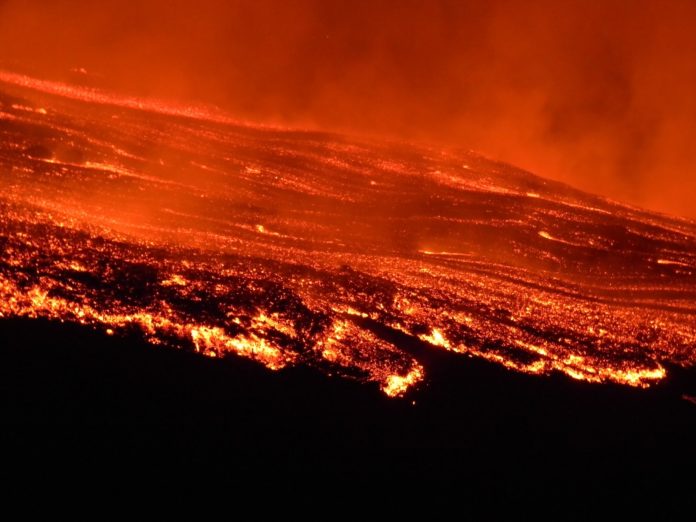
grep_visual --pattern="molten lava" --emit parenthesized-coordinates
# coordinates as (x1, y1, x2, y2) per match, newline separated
(1, 71, 695, 396)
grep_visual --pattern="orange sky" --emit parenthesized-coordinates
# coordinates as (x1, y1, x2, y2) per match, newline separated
(1, 0, 695, 218)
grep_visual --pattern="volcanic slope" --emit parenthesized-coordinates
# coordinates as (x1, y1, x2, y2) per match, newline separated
(1, 71, 695, 397)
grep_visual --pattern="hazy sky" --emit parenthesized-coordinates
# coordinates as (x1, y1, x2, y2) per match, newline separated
(1, 0, 696, 218)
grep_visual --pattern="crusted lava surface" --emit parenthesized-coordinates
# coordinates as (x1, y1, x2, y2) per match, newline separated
(1, 70, 696, 399)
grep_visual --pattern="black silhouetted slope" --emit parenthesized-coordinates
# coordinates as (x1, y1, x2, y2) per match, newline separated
(1, 318, 694, 458)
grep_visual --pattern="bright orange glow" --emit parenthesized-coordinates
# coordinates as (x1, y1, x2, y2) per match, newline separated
(0, 70, 695, 397)
(2, 1, 696, 219)
(419, 329, 451, 349)
(382, 364, 425, 398)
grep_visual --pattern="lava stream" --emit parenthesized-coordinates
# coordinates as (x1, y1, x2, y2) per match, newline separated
(1, 71, 695, 396)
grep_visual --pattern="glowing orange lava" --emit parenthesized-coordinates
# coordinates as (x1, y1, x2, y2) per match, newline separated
(1, 71, 695, 396)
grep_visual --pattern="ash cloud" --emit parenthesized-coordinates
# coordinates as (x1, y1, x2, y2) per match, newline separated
(1, 0, 695, 218)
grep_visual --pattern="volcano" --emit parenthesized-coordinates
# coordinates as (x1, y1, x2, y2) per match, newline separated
(1, 70, 696, 409)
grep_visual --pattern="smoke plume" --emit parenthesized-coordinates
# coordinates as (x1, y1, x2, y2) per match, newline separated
(1, 0, 695, 217)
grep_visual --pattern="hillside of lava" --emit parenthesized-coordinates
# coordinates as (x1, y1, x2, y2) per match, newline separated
(1, 70, 695, 398)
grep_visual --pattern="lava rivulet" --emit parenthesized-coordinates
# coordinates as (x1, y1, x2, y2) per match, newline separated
(1, 72, 696, 396)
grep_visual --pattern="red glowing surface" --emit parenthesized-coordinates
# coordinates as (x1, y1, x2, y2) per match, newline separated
(1, 72, 695, 396)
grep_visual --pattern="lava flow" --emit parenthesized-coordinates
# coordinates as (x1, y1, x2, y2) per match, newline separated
(1, 71, 695, 397)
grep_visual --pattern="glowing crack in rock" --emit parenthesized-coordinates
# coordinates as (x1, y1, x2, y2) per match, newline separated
(1, 70, 695, 397)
